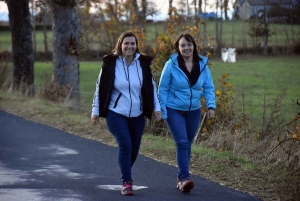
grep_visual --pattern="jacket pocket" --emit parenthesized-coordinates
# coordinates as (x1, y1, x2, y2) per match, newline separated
(113, 93, 122, 108)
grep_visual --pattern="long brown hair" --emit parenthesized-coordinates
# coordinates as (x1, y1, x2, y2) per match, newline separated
(112, 31, 140, 56)
(173, 33, 200, 62)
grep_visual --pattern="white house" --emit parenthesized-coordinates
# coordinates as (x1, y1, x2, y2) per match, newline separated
(233, 0, 294, 20)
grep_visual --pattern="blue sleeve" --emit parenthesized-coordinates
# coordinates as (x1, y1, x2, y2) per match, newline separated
(202, 67, 216, 109)
(158, 61, 172, 119)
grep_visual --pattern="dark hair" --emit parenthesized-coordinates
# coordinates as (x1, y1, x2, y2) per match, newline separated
(112, 31, 140, 56)
(173, 33, 200, 62)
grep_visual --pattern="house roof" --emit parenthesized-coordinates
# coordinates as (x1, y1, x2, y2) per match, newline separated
(234, 0, 245, 6)
(247, 0, 292, 5)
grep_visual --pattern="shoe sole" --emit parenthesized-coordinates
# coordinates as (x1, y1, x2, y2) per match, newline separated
(181, 180, 194, 193)
(121, 191, 133, 196)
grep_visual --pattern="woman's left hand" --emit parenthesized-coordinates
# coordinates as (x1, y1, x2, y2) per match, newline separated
(207, 109, 215, 119)
(155, 111, 162, 121)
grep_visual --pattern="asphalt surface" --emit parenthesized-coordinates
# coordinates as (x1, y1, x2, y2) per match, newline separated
(0, 110, 263, 201)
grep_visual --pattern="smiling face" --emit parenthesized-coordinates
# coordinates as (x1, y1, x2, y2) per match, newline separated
(178, 37, 194, 59)
(121, 36, 137, 58)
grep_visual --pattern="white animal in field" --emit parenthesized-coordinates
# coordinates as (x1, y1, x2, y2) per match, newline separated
(221, 48, 228, 62)
(228, 48, 236, 63)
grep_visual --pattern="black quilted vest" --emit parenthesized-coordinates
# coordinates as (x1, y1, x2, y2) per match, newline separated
(98, 54, 154, 119)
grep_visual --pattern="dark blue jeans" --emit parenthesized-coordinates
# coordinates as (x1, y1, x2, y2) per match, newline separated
(166, 107, 201, 180)
(106, 110, 145, 183)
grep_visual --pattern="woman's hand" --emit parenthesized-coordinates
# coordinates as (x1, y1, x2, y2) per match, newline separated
(91, 114, 99, 125)
(155, 111, 162, 121)
(207, 109, 215, 119)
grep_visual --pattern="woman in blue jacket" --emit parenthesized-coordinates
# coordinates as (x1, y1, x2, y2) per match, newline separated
(158, 33, 216, 193)
(91, 31, 162, 195)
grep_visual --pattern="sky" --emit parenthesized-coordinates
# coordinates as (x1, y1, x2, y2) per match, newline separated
(0, 0, 234, 22)
(0, 2, 8, 21)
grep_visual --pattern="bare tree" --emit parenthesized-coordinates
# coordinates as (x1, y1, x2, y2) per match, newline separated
(223, 0, 229, 20)
(198, 0, 202, 13)
(263, 2, 269, 55)
(132, 0, 141, 20)
(140, 0, 159, 20)
(193, 0, 198, 23)
(30, 0, 37, 54)
(5, 0, 34, 95)
(186, 0, 190, 18)
(46, 0, 80, 110)
(169, 0, 173, 11)
(141, 0, 147, 20)
(215, 0, 220, 53)
(38, 1, 50, 53)
(203, 0, 208, 46)
(176, 0, 187, 17)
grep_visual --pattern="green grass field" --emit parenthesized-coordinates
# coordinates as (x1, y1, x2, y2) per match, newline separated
(210, 56, 300, 125)
(1, 20, 300, 52)
(31, 56, 299, 126)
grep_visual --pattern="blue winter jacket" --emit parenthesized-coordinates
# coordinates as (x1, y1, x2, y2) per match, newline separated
(158, 53, 216, 119)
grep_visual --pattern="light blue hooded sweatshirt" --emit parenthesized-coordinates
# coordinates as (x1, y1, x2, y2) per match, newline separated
(158, 53, 216, 120)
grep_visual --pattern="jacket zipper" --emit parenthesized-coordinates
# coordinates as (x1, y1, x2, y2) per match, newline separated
(186, 77, 192, 111)
(127, 65, 132, 117)
(122, 58, 134, 117)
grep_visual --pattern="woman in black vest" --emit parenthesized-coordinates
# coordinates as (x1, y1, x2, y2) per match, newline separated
(91, 31, 162, 195)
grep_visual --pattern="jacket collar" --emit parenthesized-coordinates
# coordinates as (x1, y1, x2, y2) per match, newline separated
(118, 53, 140, 62)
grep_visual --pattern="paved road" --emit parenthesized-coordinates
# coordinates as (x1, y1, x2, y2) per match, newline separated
(0, 110, 262, 201)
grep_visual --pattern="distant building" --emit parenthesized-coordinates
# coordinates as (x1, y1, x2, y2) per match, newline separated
(198, 12, 217, 20)
(233, 0, 294, 20)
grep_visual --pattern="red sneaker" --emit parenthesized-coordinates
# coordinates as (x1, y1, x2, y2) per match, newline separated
(121, 182, 133, 195)
(177, 178, 194, 193)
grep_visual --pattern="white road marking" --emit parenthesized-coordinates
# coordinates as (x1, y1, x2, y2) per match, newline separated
(33, 165, 81, 178)
(0, 189, 82, 201)
(97, 185, 148, 190)
(0, 162, 33, 185)
(39, 145, 78, 155)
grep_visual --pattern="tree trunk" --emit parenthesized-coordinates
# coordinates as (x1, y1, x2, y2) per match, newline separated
(224, 0, 229, 20)
(215, 0, 220, 53)
(231, 19, 235, 47)
(48, 0, 80, 110)
(31, 2, 37, 54)
(141, 0, 147, 21)
(132, 0, 141, 21)
(263, 3, 268, 55)
(198, 0, 202, 13)
(220, 0, 223, 47)
(114, 0, 120, 36)
(42, 5, 48, 53)
(203, 0, 207, 46)
(193, 0, 198, 26)
(6, 0, 34, 96)
(169, 0, 173, 7)
(186, 0, 190, 18)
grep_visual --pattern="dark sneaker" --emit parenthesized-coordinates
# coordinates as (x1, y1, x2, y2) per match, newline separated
(177, 178, 194, 193)
(121, 182, 133, 195)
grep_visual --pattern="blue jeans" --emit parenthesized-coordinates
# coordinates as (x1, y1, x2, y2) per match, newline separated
(106, 110, 145, 183)
(166, 107, 201, 180)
